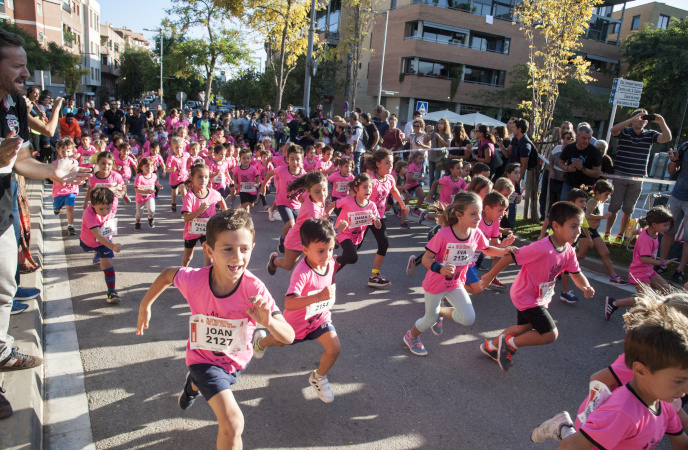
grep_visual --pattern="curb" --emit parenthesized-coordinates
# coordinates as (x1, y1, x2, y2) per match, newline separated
(0, 179, 45, 450)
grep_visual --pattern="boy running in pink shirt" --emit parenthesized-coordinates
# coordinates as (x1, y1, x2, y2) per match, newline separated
(136, 209, 295, 449)
(254, 218, 341, 403)
(481, 201, 595, 371)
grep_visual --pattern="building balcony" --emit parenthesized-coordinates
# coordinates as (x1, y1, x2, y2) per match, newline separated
(403, 35, 509, 55)
(101, 64, 120, 77)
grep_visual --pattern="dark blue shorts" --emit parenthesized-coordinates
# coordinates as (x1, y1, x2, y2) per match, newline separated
(292, 321, 336, 344)
(588, 227, 601, 240)
(188, 364, 243, 401)
(277, 205, 299, 223)
(465, 265, 480, 285)
(53, 193, 76, 211)
(80, 240, 114, 258)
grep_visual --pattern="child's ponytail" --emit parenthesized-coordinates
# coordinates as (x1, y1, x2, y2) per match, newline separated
(287, 171, 327, 199)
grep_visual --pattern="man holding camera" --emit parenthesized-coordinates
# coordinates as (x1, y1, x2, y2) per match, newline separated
(603, 109, 672, 246)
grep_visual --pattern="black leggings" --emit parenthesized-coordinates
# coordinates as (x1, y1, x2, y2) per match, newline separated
(336, 239, 361, 271)
(363, 217, 389, 256)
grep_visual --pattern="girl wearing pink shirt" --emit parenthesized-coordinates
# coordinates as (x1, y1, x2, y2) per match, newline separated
(51, 138, 80, 235)
(481, 201, 595, 372)
(254, 218, 341, 403)
(76, 135, 96, 169)
(255, 149, 274, 211)
(406, 152, 427, 215)
(260, 144, 305, 254)
(208, 144, 231, 199)
(605, 206, 676, 321)
(466, 175, 492, 201)
(181, 162, 227, 267)
(133, 158, 162, 231)
(136, 209, 295, 449)
(165, 137, 189, 212)
(333, 173, 381, 273)
(267, 172, 334, 274)
(233, 148, 261, 212)
(142, 141, 166, 185)
(303, 146, 318, 172)
(82, 151, 125, 214)
(317, 145, 335, 174)
(328, 158, 354, 217)
(129, 136, 142, 158)
(430, 159, 468, 206)
(403, 192, 513, 357)
(113, 143, 136, 204)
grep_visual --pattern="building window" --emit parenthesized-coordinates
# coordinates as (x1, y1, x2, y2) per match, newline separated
(631, 15, 640, 30)
(463, 65, 506, 87)
(658, 14, 670, 29)
(36, 1, 42, 15)
(611, 22, 620, 34)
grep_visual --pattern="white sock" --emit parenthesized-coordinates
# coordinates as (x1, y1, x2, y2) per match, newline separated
(560, 425, 575, 439)
(314, 371, 326, 380)
(507, 336, 517, 349)
(487, 340, 498, 351)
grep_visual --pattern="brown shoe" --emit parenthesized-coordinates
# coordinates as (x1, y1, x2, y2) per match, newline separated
(0, 348, 43, 371)
(0, 387, 12, 419)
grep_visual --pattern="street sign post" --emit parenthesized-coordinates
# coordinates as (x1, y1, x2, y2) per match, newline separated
(416, 101, 428, 116)
(176, 91, 187, 110)
(606, 78, 643, 142)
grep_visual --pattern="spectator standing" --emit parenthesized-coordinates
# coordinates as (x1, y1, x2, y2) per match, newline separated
(427, 118, 451, 188)
(126, 107, 147, 142)
(404, 110, 422, 139)
(103, 100, 125, 135)
(58, 113, 82, 143)
(381, 114, 404, 152)
(556, 124, 602, 201)
(377, 109, 390, 139)
(603, 109, 672, 245)
(659, 140, 688, 284)
(361, 113, 380, 152)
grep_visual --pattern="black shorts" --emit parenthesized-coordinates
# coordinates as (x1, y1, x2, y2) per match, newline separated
(516, 305, 557, 334)
(184, 235, 207, 249)
(386, 194, 394, 206)
(291, 321, 336, 344)
(188, 363, 242, 401)
(588, 227, 601, 240)
(239, 192, 257, 204)
(171, 182, 183, 190)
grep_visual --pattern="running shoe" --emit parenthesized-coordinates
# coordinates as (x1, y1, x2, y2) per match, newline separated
(272, 211, 281, 222)
(253, 329, 267, 359)
(560, 290, 580, 304)
(611, 234, 623, 246)
(0, 347, 43, 370)
(417, 210, 428, 224)
(67, 225, 77, 235)
(148, 218, 155, 228)
(268, 210, 276, 222)
(10, 300, 27, 315)
(134, 222, 141, 232)
(267, 252, 278, 276)
(489, 278, 506, 290)
(178, 372, 200, 410)
(171, 203, 177, 212)
(602, 233, 611, 244)
(497, 334, 516, 372)
(309, 370, 335, 403)
(14, 287, 40, 301)
(123, 194, 131, 204)
(605, 296, 618, 321)
(671, 270, 685, 285)
(480, 339, 498, 363)
(106, 292, 121, 304)
(655, 265, 668, 275)
(609, 275, 629, 286)
(531, 411, 574, 443)
(403, 330, 428, 356)
(400, 222, 410, 230)
(368, 274, 391, 288)
(431, 318, 443, 336)
(406, 255, 417, 277)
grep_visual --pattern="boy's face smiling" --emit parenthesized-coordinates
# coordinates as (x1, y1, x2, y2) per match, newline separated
(485, 205, 506, 222)
(302, 239, 334, 270)
(204, 229, 255, 290)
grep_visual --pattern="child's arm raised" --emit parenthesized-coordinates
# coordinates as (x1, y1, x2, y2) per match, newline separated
(136, 267, 179, 335)
(481, 252, 514, 288)
(89, 227, 122, 253)
(245, 295, 295, 345)
(482, 245, 518, 258)
(569, 272, 595, 298)
(421, 250, 455, 277)
(284, 285, 335, 310)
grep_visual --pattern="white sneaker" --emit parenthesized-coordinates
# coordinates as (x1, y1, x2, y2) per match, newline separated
(308, 370, 334, 403)
(272, 211, 281, 222)
(252, 329, 267, 359)
(530, 411, 574, 443)
(406, 255, 417, 277)
(268, 210, 276, 222)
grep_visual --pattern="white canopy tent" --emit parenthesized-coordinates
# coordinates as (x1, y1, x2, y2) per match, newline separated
(422, 109, 464, 123)
(457, 112, 507, 128)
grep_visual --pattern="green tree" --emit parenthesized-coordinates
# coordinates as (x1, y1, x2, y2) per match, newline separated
(340, 0, 375, 110)
(0, 19, 47, 72)
(118, 47, 159, 103)
(623, 18, 688, 142)
(151, 29, 206, 108)
(168, 0, 250, 110)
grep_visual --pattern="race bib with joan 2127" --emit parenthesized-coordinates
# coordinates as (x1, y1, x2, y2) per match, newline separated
(189, 314, 250, 354)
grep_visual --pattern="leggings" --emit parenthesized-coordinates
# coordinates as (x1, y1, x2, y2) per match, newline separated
(135, 199, 155, 220)
(415, 286, 475, 333)
(336, 239, 361, 271)
(363, 217, 389, 256)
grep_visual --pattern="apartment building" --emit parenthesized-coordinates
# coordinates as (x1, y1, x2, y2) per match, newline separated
(100, 21, 126, 100)
(319, 0, 625, 128)
(609, 1, 687, 42)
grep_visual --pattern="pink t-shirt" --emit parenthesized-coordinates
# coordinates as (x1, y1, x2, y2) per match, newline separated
(579, 384, 683, 449)
(234, 164, 260, 194)
(474, 217, 500, 265)
(209, 159, 231, 189)
(575, 353, 632, 429)
(629, 229, 658, 285)
(142, 152, 164, 170)
(438, 176, 467, 204)
(76, 145, 97, 168)
(134, 173, 157, 204)
(165, 116, 180, 135)
(511, 236, 580, 311)
(51, 159, 79, 197)
(423, 227, 489, 294)
(284, 195, 325, 251)
(317, 158, 333, 173)
(174, 266, 280, 374)
(274, 165, 305, 209)
(79, 204, 115, 248)
(335, 196, 378, 245)
(114, 155, 137, 180)
(407, 162, 422, 189)
(273, 154, 287, 168)
(89, 171, 123, 213)
(166, 154, 189, 186)
(328, 171, 354, 200)
(182, 188, 223, 240)
(284, 258, 335, 340)
(255, 160, 273, 183)
(303, 158, 318, 173)
(369, 174, 396, 217)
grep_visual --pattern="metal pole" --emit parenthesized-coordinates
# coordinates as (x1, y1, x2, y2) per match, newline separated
(606, 78, 621, 143)
(303, 0, 316, 115)
(160, 29, 164, 104)
(377, 10, 388, 106)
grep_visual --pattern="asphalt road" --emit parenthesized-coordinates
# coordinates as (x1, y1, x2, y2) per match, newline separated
(58, 178, 675, 450)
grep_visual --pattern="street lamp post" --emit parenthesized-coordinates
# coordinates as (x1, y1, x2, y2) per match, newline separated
(143, 27, 164, 104)
(303, 0, 317, 116)
(376, 10, 389, 107)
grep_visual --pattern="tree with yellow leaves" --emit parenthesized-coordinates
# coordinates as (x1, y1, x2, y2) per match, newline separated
(515, 0, 600, 220)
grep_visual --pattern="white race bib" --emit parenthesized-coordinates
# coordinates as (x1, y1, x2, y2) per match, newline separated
(189, 314, 250, 354)
(577, 380, 612, 426)
(335, 181, 348, 193)
(190, 217, 209, 235)
(81, 155, 91, 165)
(348, 211, 373, 228)
(240, 181, 255, 193)
(443, 242, 474, 267)
(213, 174, 226, 185)
(100, 218, 118, 238)
(131, 147, 139, 155)
(409, 171, 422, 180)
(138, 184, 155, 192)
(94, 182, 113, 189)
(537, 280, 556, 303)
(305, 284, 336, 319)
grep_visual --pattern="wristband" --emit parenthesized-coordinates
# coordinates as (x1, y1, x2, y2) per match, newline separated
(660, 259, 666, 265)
(431, 262, 444, 274)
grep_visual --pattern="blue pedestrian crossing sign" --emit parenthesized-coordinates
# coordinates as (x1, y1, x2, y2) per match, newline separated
(416, 101, 428, 115)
